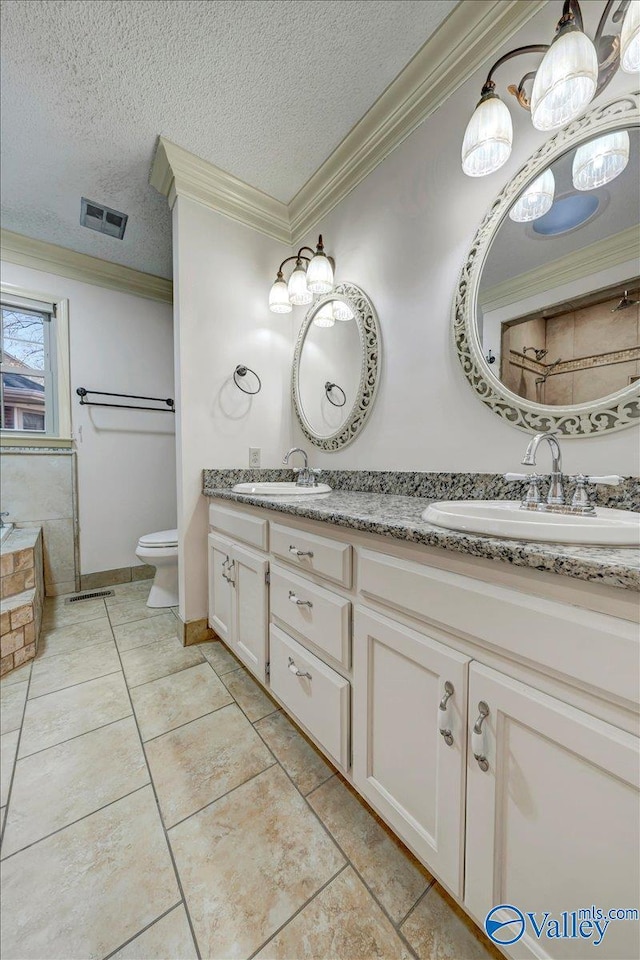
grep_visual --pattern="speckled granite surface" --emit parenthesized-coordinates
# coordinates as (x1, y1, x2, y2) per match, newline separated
(203, 471, 640, 591)
(203, 469, 640, 511)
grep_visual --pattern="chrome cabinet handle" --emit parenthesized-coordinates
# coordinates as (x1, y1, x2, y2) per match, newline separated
(288, 590, 313, 608)
(438, 681, 454, 746)
(289, 545, 314, 558)
(288, 656, 312, 680)
(221, 557, 229, 582)
(225, 559, 235, 587)
(472, 701, 490, 771)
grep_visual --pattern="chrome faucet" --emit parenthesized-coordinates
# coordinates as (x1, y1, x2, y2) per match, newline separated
(521, 432, 564, 505)
(282, 447, 320, 487)
(0, 512, 9, 528)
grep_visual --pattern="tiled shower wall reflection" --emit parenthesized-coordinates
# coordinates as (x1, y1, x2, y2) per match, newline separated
(0, 449, 79, 596)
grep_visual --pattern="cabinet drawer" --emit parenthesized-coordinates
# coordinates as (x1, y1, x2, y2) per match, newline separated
(270, 522, 352, 588)
(359, 548, 640, 708)
(269, 625, 350, 770)
(209, 503, 268, 551)
(271, 565, 351, 668)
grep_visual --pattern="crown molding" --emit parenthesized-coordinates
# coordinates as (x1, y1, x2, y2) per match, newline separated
(479, 226, 639, 313)
(288, 0, 547, 243)
(150, 138, 291, 244)
(0, 230, 172, 303)
(149, 1, 547, 246)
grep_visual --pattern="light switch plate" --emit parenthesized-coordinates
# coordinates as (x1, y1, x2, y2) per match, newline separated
(249, 447, 261, 467)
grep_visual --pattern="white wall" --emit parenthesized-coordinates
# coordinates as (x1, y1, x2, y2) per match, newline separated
(0, 260, 176, 574)
(290, 10, 639, 478)
(172, 198, 292, 621)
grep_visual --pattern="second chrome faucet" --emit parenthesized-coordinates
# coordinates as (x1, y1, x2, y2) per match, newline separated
(505, 432, 622, 515)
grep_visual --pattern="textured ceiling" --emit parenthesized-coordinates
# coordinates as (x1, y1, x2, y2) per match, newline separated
(0, 0, 457, 278)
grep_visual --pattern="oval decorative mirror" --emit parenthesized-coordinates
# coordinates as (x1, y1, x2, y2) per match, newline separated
(454, 92, 640, 436)
(292, 282, 381, 450)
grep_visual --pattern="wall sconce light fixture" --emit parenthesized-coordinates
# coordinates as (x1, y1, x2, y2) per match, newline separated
(268, 235, 335, 313)
(461, 0, 638, 178)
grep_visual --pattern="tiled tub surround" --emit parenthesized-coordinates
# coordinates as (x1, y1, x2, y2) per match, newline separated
(0, 448, 79, 596)
(0, 579, 500, 960)
(203, 471, 640, 591)
(0, 527, 44, 676)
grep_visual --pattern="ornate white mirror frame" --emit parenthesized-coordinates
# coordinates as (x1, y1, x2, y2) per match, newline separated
(292, 281, 381, 450)
(454, 92, 640, 437)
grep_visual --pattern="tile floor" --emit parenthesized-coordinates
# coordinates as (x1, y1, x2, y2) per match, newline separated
(0, 580, 502, 960)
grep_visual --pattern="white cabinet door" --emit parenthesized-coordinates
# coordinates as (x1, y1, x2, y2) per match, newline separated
(230, 542, 269, 682)
(207, 532, 233, 642)
(465, 662, 640, 960)
(353, 607, 470, 896)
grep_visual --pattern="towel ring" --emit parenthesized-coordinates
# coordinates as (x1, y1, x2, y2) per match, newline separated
(325, 381, 346, 407)
(234, 365, 262, 395)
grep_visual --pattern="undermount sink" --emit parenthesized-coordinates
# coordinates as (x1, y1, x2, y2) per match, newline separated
(232, 481, 332, 497)
(423, 500, 640, 546)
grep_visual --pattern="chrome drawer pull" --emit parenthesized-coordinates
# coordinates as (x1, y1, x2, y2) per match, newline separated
(472, 701, 490, 771)
(288, 656, 312, 680)
(288, 590, 313, 608)
(438, 680, 454, 746)
(221, 557, 230, 582)
(289, 545, 314, 558)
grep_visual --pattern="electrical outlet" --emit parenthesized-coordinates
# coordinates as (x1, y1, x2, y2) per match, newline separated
(249, 447, 261, 468)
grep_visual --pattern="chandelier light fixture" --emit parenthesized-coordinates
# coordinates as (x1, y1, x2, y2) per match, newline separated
(461, 0, 638, 178)
(572, 129, 631, 188)
(268, 236, 335, 314)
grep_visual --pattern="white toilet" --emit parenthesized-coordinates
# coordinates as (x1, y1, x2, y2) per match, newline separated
(135, 529, 179, 608)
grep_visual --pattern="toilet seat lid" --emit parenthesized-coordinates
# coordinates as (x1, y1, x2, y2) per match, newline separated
(138, 529, 178, 548)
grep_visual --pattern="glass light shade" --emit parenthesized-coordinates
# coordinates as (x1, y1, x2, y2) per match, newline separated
(509, 169, 556, 222)
(287, 265, 312, 305)
(313, 303, 335, 327)
(572, 131, 630, 190)
(461, 93, 513, 177)
(268, 277, 292, 314)
(621, 1, 640, 74)
(530, 28, 598, 131)
(332, 300, 354, 321)
(306, 252, 334, 294)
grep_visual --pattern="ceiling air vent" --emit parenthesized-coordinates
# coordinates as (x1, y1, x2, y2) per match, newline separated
(80, 198, 128, 239)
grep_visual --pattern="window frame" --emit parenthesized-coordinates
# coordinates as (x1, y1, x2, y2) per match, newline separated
(0, 283, 71, 446)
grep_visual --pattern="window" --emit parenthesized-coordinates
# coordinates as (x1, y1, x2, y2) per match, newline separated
(0, 289, 70, 441)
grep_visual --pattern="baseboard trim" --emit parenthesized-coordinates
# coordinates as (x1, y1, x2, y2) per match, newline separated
(175, 614, 215, 647)
(80, 564, 155, 591)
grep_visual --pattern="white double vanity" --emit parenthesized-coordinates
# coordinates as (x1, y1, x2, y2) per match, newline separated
(207, 493, 639, 960)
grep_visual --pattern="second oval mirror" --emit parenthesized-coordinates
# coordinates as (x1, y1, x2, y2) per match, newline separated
(292, 282, 380, 450)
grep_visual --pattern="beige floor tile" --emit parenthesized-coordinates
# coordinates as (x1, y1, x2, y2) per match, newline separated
(0, 786, 180, 960)
(222, 666, 279, 722)
(147, 704, 274, 827)
(110, 904, 197, 960)
(0, 680, 27, 736)
(131, 662, 233, 741)
(113, 612, 178, 651)
(29, 640, 121, 699)
(0, 730, 19, 806)
(169, 764, 345, 959)
(255, 710, 334, 795)
(42, 597, 107, 629)
(200, 639, 240, 675)
(107, 598, 165, 627)
(37, 617, 113, 660)
(19, 672, 131, 758)
(120, 636, 204, 688)
(308, 775, 431, 924)
(109, 580, 153, 602)
(256, 866, 412, 959)
(401, 884, 501, 960)
(2, 717, 148, 858)
(0, 661, 32, 687)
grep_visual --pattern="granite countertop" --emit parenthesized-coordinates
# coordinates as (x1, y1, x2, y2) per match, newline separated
(203, 485, 640, 592)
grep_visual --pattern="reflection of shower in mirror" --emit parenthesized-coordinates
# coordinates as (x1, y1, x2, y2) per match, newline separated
(612, 290, 640, 311)
(523, 346, 548, 361)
